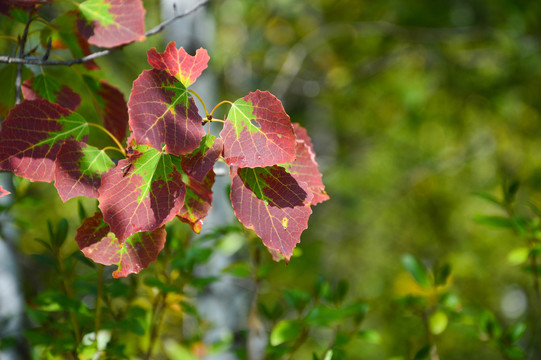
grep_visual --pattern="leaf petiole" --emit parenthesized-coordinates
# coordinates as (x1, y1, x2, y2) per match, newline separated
(188, 89, 209, 116)
(87, 122, 126, 156)
(210, 100, 233, 116)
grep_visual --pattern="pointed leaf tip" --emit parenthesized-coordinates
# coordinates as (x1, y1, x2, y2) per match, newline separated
(221, 90, 296, 168)
(147, 41, 210, 87)
(0, 185, 10, 198)
(76, 211, 166, 278)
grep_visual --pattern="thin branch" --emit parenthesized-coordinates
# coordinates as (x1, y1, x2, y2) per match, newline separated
(0, 0, 210, 67)
(15, 8, 34, 104)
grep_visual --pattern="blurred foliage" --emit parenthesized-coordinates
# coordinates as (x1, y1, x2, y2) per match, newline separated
(2, 0, 541, 359)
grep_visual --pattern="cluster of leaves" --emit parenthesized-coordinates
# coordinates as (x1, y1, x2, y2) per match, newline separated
(0, 0, 328, 278)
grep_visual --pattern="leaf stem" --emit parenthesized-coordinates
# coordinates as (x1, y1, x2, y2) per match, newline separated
(102, 146, 125, 156)
(87, 122, 126, 156)
(210, 100, 234, 116)
(95, 264, 104, 340)
(188, 89, 209, 116)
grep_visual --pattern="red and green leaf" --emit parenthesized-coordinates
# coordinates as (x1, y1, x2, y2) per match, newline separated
(221, 90, 296, 168)
(0, 185, 10, 198)
(180, 135, 223, 183)
(281, 123, 329, 206)
(128, 69, 205, 156)
(0, 100, 89, 182)
(147, 42, 209, 87)
(22, 75, 81, 111)
(83, 75, 128, 143)
(98, 144, 185, 242)
(230, 166, 313, 260)
(76, 211, 166, 278)
(78, 0, 145, 48)
(177, 170, 215, 234)
(54, 140, 115, 202)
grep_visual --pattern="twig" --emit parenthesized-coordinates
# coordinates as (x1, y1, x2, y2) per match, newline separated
(14, 8, 34, 104)
(0, 0, 210, 67)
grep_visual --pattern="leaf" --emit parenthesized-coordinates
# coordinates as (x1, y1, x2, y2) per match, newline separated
(78, 0, 145, 48)
(401, 254, 432, 288)
(98, 144, 185, 242)
(147, 42, 210, 87)
(177, 170, 215, 234)
(270, 320, 302, 346)
(230, 166, 312, 260)
(0, 65, 17, 116)
(83, 75, 128, 143)
(54, 140, 115, 202)
(281, 123, 329, 205)
(75, 211, 166, 278)
(22, 75, 81, 111)
(0, 100, 89, 182)
(221, 90, 296, 168)
(128, 69, 205, 156)
(473, 215, 513, 228)
(0, 185, 10, 198)
(180, 135, 223, 182)
(429, 310, 448, 335)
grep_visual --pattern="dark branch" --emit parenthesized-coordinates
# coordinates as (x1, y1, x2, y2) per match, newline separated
(0, 0, 210, 67)
(15, 8, 34, 104)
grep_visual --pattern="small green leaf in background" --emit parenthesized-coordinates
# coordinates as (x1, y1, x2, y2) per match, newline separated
(270, 319, 302, 346)
(473, 215, 513, 228)
(413, 344, 431, 360)
(434, 263, 452, 286)
(223, 262, 252, 277)
(505, 322, 527, 343)
(401, 254, 432, 287)
(357, 329, 382, 344)
(479, 311, 502, 339)
(283, 289, 311, 312)
(429, 310, 448, 335)
(507, 247, 530, 265)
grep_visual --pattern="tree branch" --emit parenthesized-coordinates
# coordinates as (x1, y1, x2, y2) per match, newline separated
(14, 8, 34, 104)
(0, 0, 210, 67)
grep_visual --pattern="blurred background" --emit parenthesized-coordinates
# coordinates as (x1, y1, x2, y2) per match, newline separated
(2, 0, 541, 359)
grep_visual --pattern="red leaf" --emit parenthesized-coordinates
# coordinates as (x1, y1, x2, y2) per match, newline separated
(83, 75, 128, 143)
(22, 75, 81, 111)
(180, 135, 223, 183)
(54, 140, 115, 202)
(221, 90, 296, 168)
(147, 41, 209, 87)
(128, 69, 205, 156)
(230, 166, 313, 260)
(0, 100, 89, 182)
(76, 211, 166, 278)
(0, 185, 10, 198)
(98, 145, 185, 242)
(287, 123, 329, 205)
(78, 0, 145, 48)
(177, 170, 215, 234)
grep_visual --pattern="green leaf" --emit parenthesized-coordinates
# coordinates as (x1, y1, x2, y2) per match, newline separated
(270, 320, 302, 346)
(473, 192, 502, 207)
(429, 310, 448, 335)
(507, 247, 530, 265)
(473, 215, 513, 228)
(357, 330, 382, 344)
(283, 289, 311, 312)
(506, 322, 527, 343)
(401, 254, 432, 287)
(434, 263, 452, 286)
(223, 262, 252, 278)
(413, 344, 431, 360)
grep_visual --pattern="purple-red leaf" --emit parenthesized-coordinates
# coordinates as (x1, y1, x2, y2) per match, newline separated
(147, 41, 209, 88)
(78, 0, 145, 48)
(0, 185, 10, 198)
(177, 170, 215, 234)
(230, 166, 313, 260)
(0, 100, 89, 182)
(221, 90, 296, 168)
(83, 75, 128, 143)
(180, 135, 223, 183)
(22, 75, 81, 111)
(128, 69, 205, 156)
(76, 211, 166, 278)
(54, 140, 115, 202)
(285, 123, 329, 206)
(98, 144, 185, 242)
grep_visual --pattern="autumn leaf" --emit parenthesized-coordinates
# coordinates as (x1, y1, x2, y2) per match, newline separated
(98, 144, 185, 242)
(128, 69, 205, 156)
(147, 41, 209, 88)
(282, 123, 329, 206)
(22, 75, 81, 111)
(0, 185, 10, 198)
(0, 100, 89, 182)
(180, 135, 223, 183)
(83, 75, 128, 143)
(76, 211, 166, 278)
(230, 166, 313, 260)
(78, 0, 145, 48)
(221, 90, 296, 168)
(177, 170, 215, 234)
(54, 140, 115, 202)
